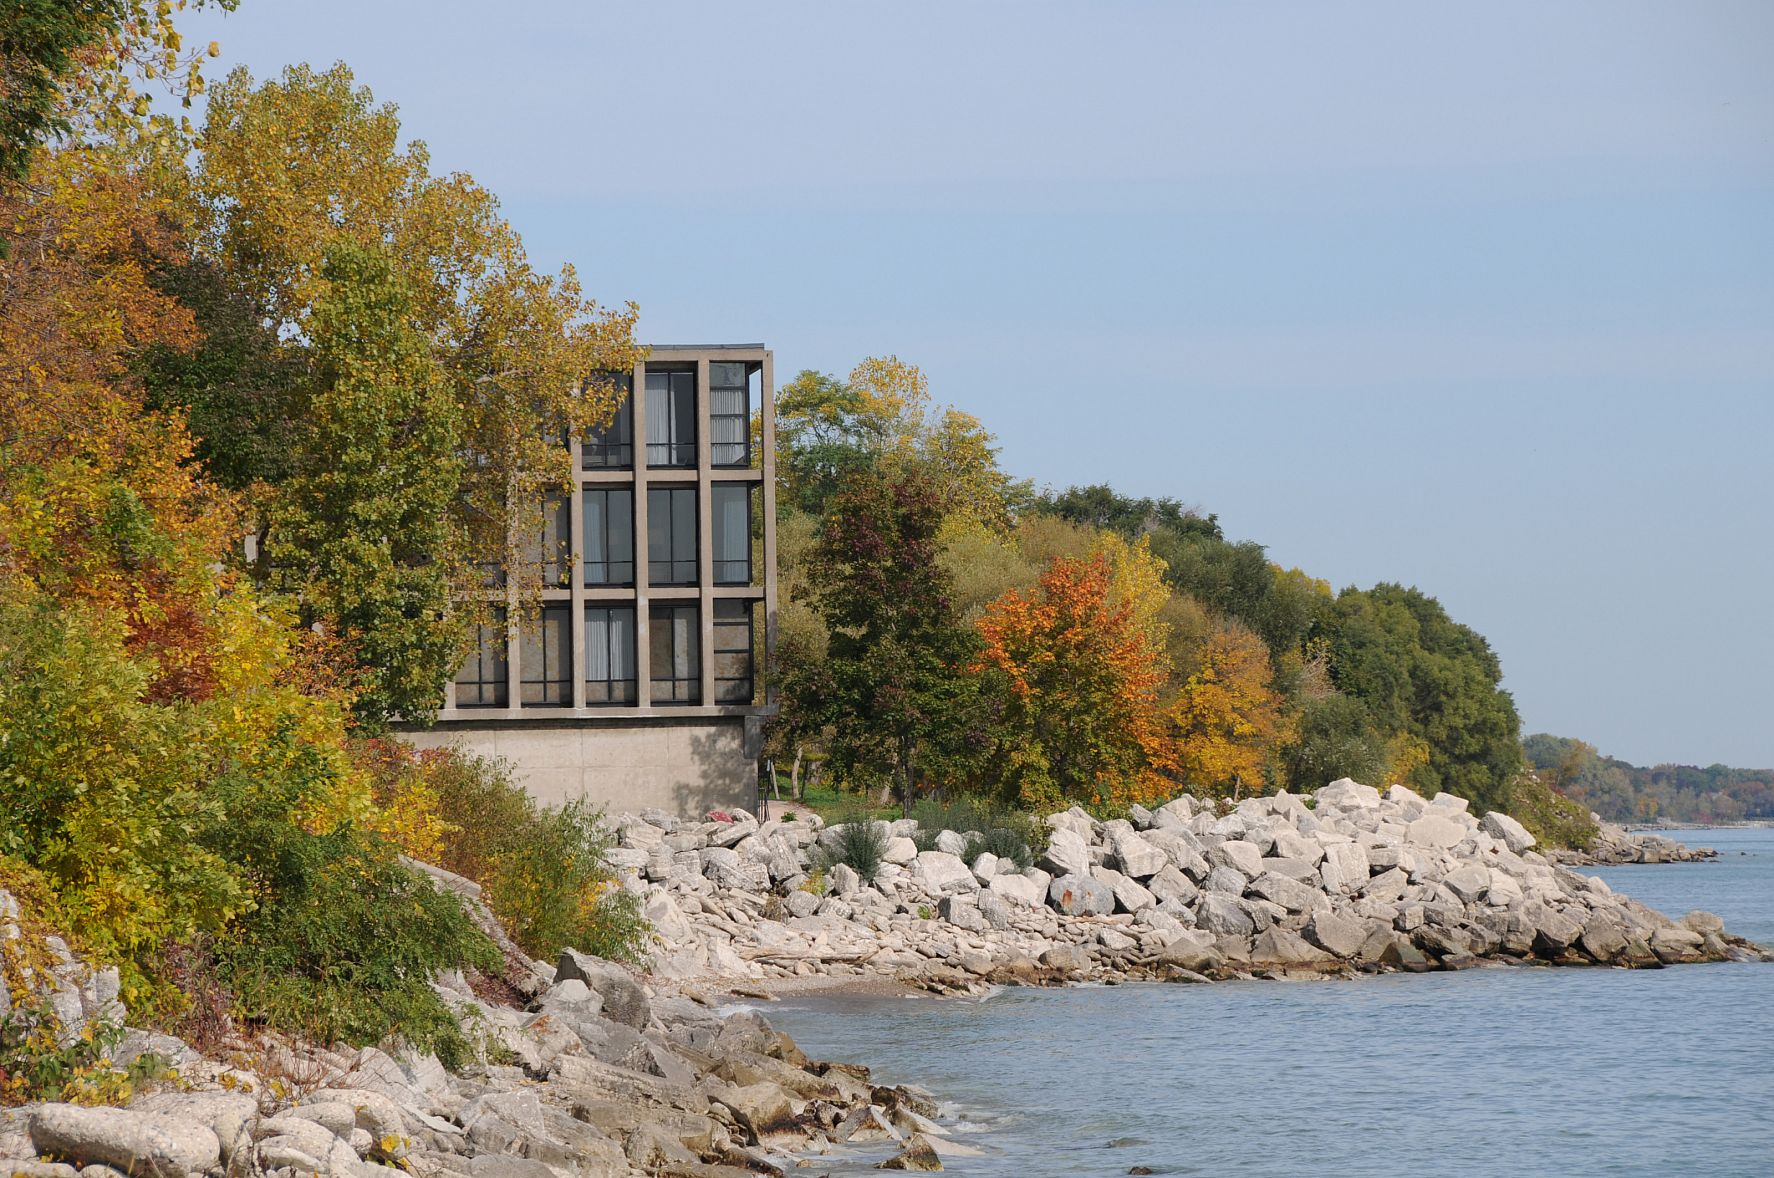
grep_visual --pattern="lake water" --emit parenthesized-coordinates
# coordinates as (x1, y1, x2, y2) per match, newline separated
(763, 827, 1774, 1177)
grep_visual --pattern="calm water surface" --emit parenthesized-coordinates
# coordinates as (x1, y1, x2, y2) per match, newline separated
(764, 827, 1774, 1177)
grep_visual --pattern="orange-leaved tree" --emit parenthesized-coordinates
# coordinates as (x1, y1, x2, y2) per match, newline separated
(1161, 624, 1294, 799)
(974, 545, 1172, 813)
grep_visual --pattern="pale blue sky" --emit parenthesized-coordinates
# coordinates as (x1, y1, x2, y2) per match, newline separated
(180, 1, 1774, 767)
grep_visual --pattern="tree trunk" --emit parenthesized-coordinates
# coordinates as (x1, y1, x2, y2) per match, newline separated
(791, 747, 804, 801)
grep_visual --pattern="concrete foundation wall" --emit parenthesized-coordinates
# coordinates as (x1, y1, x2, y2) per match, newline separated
(404, 718, 759, 817)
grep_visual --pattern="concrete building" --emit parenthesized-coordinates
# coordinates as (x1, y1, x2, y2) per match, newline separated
(406, 344, 776, 817)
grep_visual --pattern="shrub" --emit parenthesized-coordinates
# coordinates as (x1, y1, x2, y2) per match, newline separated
(819, 811, 889, 881)
(367, 743, 647, 965)
(908, 796, 1041, 869)
(1506, 772, 1600, 851)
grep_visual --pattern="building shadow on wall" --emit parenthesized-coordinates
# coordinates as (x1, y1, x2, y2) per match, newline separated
(668, 720, 762, 820)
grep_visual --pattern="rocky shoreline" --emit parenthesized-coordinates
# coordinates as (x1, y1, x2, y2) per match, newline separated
(1546, 818, 1717, 866)
(2, 781, 1763, 1178)
(619, 780, 1765, 995)
(0, 882, 974, 1177)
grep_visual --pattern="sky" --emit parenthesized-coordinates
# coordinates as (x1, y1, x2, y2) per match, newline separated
(176, 1, 1774, 768)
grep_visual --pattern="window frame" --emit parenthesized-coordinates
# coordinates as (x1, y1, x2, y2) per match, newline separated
(647, 485, 699, 586)
(648, 602, 701, 705)
(709, 361, 751, 468)
(519, 603, 572, 707)
(712, 598, 755, 704)
(644, 368, 697, 468)
(584, 604, 638, 705)
(581, 487, 635, 587)
(711, 482, 753, 585)
(582, 374, 634, 470)
(454, 608, 509, 707)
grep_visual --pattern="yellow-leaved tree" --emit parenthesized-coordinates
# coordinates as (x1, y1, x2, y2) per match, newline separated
(1161, 625, 1295, 799)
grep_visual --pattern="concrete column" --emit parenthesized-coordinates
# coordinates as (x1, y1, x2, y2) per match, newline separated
(695, 358, 716, 707)
(632, 356, 652, 707)
(760, 350, 778, 704)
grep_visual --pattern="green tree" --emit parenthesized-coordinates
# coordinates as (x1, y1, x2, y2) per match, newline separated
(792, 467, 984, 812)
(271, 240, 464, 727)
(1317, 583, 1523, 809)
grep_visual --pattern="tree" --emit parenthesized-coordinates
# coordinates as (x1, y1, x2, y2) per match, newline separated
(775, 356, 1022, 526)
(1161, 625, 1293, 798)
(158, 63, 643, 721)
(973, 546, 1171, 812)
(1, 0, 234, 191)
(270, 240, 464, 726)
(1317, 583, 1523, 809)
(792, 467, 984, 812)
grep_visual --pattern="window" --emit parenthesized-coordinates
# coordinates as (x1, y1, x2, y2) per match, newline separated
(528, 493, 571, 587)
(582, 488, 634, 586)
(645, 369, 696, 467)
(454, 609, 508, 707)
(649, 603, 701, 704)
(711, 483, 753, 585)
(647, 486, 698, 585)
(710, 361, 750, 467)
(583, 374, 633, 469)
(585, 606, 637, 704)
(519, 604, 571, 706)
(713, 599, 755, 703)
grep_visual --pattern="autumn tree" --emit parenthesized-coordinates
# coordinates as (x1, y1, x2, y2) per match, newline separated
(775, 356, 1024, 526)
(789, 467, 984, 812)
(1161, 625, 1293, 798)
(973, 541, 1172, 812)
(151, 62, 643, 723)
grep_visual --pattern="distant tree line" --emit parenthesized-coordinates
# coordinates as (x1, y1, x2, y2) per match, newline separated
(1524, 735, 1774, 824)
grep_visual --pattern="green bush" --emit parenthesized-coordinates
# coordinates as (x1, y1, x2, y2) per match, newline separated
(1505, 772, 1600, 852)
(383, 746, 648, 965)
(818, 812, 890, 881)
(908, 796, 1041, 869)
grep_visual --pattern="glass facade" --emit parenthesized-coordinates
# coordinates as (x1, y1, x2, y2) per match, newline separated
(649, 603, 700, 704)
(583, 374, 634, 469)
(444, 350, 769, 718)
(582, 488, 634, 586)
(712, 483, 753, 585)
(454, 609, 508, 706)
(709, 361, 750, 467)
(585, 605, 637, 704)
(713, 599, 754, 703)
(519, 604, 571, 706)
(647, 486, 698, 585)
(645, 369, 696, 467)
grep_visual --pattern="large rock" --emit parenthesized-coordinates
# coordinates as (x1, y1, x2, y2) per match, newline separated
(1523, 902, 1584, 955)
(987, 872, 1047, 908)
(714, 1081, 798, 1143)
(31, 1105, 220, 1178)
(1156, 929, 1222, 973)
(1319, 842, 1371, 894)
(1038, 827, 1093, 878)
(556, 950, 650, 1029)
(1197, 893, 1256, 937)
(1111, 831, 1168, 879)
(1442, 863, 1491, 905)
(1245, 871, 1319, 914)
(1047, 872, 1115, 917)
(1251, 927, 1332, 968)
(912, 850, 977, 895)
(881, 836, 919, 866)
(1145, 864, 1199, 906)
(1204, 865, 1249, 896)
(1094, 866, 1156, 914)
(1405, 814, 1466, 850)
(1209, 840, 1264, 878)
(1480, 811, 1537, 853)
(938, 894, 987, 933)
(1305, 911, 1373, 958)
(1315, 778, 1382, 809)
